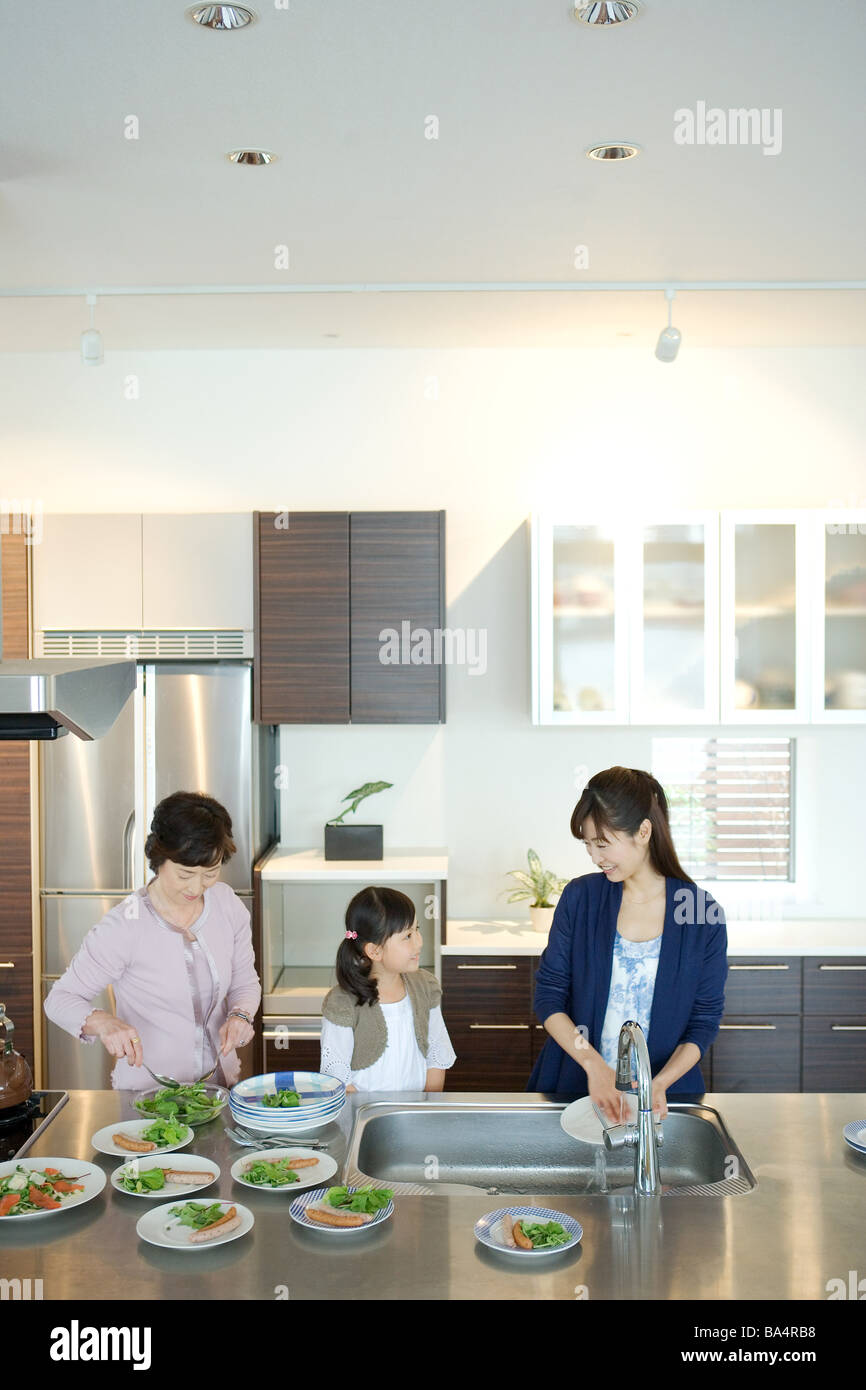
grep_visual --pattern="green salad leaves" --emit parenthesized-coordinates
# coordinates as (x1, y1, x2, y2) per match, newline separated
(119, 1166, 166, 1194)
(141, 1117, 189, 1147)
(169, 1201, 226, 1230)
(135, 1083, 223, 1126)
(241, 1158, 301, 1187)
(261, 1089, 301, 1108)
(325, 1185, 393, 1214)
(520, 1220, 571, 1249)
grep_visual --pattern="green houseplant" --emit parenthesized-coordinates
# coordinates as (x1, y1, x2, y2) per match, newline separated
(503, 849, 568, 933)
(324, 781, 393, 861)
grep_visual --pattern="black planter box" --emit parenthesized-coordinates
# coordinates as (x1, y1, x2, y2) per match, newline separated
(324, 824, 384, 861)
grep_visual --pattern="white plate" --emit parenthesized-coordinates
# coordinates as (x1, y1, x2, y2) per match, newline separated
(230, 1147, 337, 1193)
(91, 1119, 194, 1159)
(289, 1186, 393, 1233)
(228, 1108, 340, 1136)
(111, 1154, 219, 1199)
(136, 1199, 253, 1250)
(0, 1157, 106, 1220)
(842, 1121, 866, 1153)
(474, 1205, 583, 1256)
(560, 1094, 663, 1146)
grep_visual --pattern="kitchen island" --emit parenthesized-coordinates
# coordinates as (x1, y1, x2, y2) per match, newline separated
(2, 1089, 864, 1301)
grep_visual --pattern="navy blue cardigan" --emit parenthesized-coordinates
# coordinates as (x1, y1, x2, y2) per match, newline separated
(527, 873, 728, 1097)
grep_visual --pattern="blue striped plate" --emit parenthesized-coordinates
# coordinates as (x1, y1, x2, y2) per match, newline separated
(842, 1121, 866, 1154)
(475, 1205, 582, 1256)
(289, 1186, 393, 1233)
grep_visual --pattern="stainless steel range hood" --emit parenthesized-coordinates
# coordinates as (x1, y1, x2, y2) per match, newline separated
(0, 660, 137, 740)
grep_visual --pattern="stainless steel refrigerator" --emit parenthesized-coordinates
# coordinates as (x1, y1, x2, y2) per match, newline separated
(40, 661, 276, 1089)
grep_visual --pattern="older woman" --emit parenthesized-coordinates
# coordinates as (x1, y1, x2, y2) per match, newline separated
(44, 791, 260, 1090)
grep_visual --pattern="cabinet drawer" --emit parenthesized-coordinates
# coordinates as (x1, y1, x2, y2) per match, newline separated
(446, 1020, 532, 1092)
(803, 958, 866, 1014)
(802, 1017, 866, 1092)
(0, 953, 34, 1067)
(709, 1016, 801, 1092)
(442, 957, 531, 1020)
(724, 958, 801, 1013)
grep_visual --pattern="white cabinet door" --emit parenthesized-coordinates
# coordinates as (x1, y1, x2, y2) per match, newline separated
(811, 509, 866, 723)
(532, 515, 629, 724)
(629, 513, 719, 724)
(720, 511, 811, 723)
(33, 514, 143, 631)
(141, 514, 253, 630)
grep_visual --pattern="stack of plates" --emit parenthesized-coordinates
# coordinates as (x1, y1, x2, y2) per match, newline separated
(842, 1121, 866, 1155)
(229, 1072, 345, 1134)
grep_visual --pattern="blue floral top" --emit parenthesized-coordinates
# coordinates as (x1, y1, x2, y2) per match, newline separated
(599, 931, 663, 1071)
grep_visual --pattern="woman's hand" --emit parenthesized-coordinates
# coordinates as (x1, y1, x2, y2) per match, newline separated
(218, 1014, 254, 1056)
(652, 1077, 668, 1119)
(584, 1057, 626, 1125)
(86, 1011, 143, 1069)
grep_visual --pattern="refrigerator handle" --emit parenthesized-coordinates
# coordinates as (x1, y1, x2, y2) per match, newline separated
(122, 810, 135, 893)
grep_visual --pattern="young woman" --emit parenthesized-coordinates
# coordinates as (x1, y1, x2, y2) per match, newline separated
(44, 791, 260, 1089)
(527, 766, 728, 1120)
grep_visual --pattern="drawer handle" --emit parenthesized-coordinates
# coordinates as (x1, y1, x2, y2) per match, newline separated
(0, 963, 14, 969)
(830, 1025, 866, 1031)
(263, 1031, 320, 1041)
(457, 964, 518, 971)
(719, 1024, 777, 1030)
(469, 1023, 529, 1031)
(729, 964, 789, 971)
(818, 965, 866, 971)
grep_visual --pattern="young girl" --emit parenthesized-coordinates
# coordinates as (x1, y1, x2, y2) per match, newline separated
(319, 886, 455, 1092)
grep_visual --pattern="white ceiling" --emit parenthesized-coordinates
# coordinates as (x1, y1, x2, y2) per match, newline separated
(2, 0, 865, 348)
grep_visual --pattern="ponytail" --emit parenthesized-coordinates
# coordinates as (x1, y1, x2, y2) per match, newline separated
(570, 766, 694, 884)
(335, 885, 417, 1007)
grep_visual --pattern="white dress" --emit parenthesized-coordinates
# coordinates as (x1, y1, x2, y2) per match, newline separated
(319, 997, 456, 1091)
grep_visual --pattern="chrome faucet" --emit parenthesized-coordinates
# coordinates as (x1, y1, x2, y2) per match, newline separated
(602, 1020, 663, 1196)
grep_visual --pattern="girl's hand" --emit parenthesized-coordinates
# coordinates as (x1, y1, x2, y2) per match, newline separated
(219, 1015, 254, 1056)
(345, 1084, 358, 1094)
(652, 1078, 668, 1119)
(92, 1014, 143, 1069)
(584, 1057, 627, 1125)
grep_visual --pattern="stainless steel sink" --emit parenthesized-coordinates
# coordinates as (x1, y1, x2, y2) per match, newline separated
(343, 1100, 757, 1197)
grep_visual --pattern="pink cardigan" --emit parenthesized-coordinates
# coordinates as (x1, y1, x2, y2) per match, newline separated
(44, 882, 261, 1090)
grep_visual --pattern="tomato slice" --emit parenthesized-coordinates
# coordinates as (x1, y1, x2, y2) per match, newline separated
(28, 1185, 61, 1209)
(0, 1194, 21, 1216)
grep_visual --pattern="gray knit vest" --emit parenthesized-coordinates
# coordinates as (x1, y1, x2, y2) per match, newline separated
(321, 968, 442, 1071)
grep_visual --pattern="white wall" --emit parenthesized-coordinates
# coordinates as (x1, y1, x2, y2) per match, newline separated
(3, 345, 865, 920)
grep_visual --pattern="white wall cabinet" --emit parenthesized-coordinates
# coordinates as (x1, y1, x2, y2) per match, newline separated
(33, 514, 144, 631)
(34, 513, 253, 638)
(142, 514, 253, 631)
(533, 510, 864, 725)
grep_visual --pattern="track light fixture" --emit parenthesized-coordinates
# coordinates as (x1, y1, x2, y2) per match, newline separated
(655, 288, 681, 362)
(80, 294, 103, 366)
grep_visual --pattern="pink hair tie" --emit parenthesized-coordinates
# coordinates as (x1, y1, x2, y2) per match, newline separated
(345, 930, 358, 940)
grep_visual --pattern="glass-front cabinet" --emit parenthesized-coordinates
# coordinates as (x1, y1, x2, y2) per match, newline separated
(812, 510, 866, 722)
(630, 515, 719, 723)
(719, 513, 811, 722)
(532, 514, 717, 724)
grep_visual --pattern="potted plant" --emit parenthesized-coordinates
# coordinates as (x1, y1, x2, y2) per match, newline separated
(503, 849, 568, 932)
(324, 780, 393, 861)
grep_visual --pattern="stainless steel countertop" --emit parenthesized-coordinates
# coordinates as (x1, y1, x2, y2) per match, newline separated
(2, 1090, 865, 1300)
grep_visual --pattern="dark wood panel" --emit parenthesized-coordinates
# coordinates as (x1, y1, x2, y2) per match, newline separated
(0, 531, 29, 657)
(531, 1022, 548, 1060)
(0, 532, 32, 961)
(0, 954, 34, 1068)
(802, 1016, 866, 1092)
(264, 1038, 322, 1075)
(254, 511, 350, 723)
(350, 512, 444, 723)
(708, 1016, 801, 1092)
(442, 956, 531, 1020)
(803, 958, 866, 1014)
(724, 958, 802, 1014)
(445, 1020, 532, 1091)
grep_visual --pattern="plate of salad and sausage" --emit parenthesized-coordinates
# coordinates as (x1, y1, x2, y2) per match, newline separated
(136, 1199, 254, 1249)
(111, 1154, 220, 1198)
(0, 1158, 106, 1220)
(91, 1117, 194, 1159)
(289, 1184, 394, 1232)
(474, 1206, 582, 1256)
(230, 1147, 337, 1194)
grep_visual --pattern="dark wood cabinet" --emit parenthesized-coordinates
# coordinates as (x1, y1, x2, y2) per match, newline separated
(803, 958, 866, 1014)
(254, 510, 445, 724)
(802, 1017, 866, 1092)
(443, 955, 536, 1091)
(0, 954, 34, 1067)
(264, 1037, 322, 1075)
(708, 1016, 801, 1092)
(723, 958, 801, 1013)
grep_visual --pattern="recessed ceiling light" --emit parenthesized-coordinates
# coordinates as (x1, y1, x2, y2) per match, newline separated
(585, 143, 641, 160)
(574, 2, 640, 23)
(226, 149, 277, 165)
(189, 5, 256, 28)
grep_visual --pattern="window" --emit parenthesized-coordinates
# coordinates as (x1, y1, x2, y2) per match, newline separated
(652, 737, 794, 881)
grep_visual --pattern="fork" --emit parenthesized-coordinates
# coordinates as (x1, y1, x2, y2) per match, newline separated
(225, 1125, 329, 1150)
